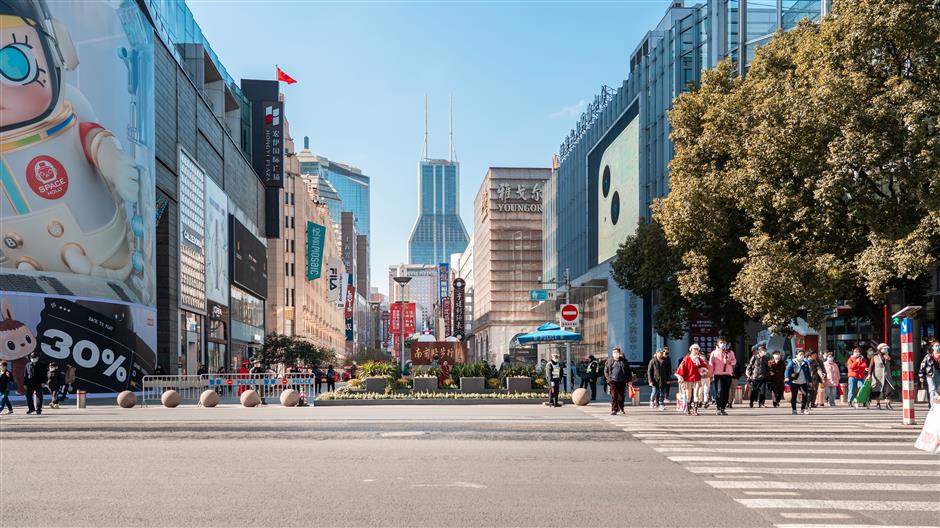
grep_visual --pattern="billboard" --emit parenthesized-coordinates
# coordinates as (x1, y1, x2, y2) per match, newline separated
(306, 221, 325, 280)
(178, 150, 206, 313)
(326, 257, 343, 305)
(0, 0, 156, 390)
(260, 101, 283, 187)
(204, 178, 229, 305)
(230, 216, 267, 299)
(589, 99, 640, 264)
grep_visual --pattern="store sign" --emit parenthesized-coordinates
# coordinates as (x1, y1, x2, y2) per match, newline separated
(381, 310, 390, 348)
(327, 257, 343, 305)
(492, 181, 544, 213)
(178, 150, 207, 313)
(453, 278, 466, 340)
(230, 217, 267, 300)
(306, 221, 326, 280)
(207, 301, 228, 322)
(437, 262, 449, 302)
(260, 101, 283, 187)
(442, 297, 452, 337)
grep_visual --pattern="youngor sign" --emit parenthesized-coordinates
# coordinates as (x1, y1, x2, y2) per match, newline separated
(0, 0, 157, 385)
(453, 278, 466, 340)
(230, 216, 267, 300)
(306, 222, 325, 280)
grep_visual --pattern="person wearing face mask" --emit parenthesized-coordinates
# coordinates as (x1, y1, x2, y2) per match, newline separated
(675, 344, 710, 416)
(869, 343, 895, 410)
(0, 360, 15, 414)
(22, 352, 47, 415)
(746, 346, 770, 408)
(767, 350, 786, 407)
(918, 340, 940, 409)
(604, 347, 633, 415)
(846, 347, 869, 408)
(806, 350, 826, 408)
(709, 338, 737, 415)
(823, 352, 841, 407)
(46, 362, 64, 409)
(785, 350, 813, 415)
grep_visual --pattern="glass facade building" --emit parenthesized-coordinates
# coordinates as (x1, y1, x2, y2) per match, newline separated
(297, 141, 370, 238)
(408, 159, 470, 265)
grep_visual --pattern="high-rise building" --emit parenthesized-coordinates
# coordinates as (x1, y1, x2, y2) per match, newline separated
(296, 138, 370, 238)
(388, 263, 438, 332)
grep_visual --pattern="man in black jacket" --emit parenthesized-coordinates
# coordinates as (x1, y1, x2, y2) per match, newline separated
(647, 349, 670, 410)
(605, 347, 634, 415)
(746, 346, 770, 408)
(23, 352, 47, 415)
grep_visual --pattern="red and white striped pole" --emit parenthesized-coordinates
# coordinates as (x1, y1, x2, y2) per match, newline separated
(900, 317, 916, 426)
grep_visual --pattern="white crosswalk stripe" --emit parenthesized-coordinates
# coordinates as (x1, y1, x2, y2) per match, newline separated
(579, 403, 940, 528)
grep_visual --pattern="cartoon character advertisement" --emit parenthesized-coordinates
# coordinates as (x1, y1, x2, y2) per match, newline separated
(0, 0, 156, 391)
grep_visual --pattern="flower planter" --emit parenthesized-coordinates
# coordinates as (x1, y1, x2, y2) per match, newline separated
(506, 377, 532, 393)
(363, 377, 388, 393)
(412, 377, 439, 393)
(459, 377, 485, 393)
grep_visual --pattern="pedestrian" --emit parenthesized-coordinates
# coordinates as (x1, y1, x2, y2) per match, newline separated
(806, 350, 826, 408)
(326, 365, 336, 392)
(312, 364, 323, 395)
(767, 350, 786, 407)
(661, 347, 672, 403)
(578, 360, 590, 390)
(604, 347, 633, 415)
(536, 358, 547, 377)
(675, 344, 710, 416)
(59, 362, 76, 403)
(154, 363, 165, 375)
(0, 361, 15, 414)
(824, 351, 841, 407)
(586, 355, 600, 401)
(709, 337, 736, 416)
(918, 340, 940, 409)
(196, 363, 208, 376)
(546, 353, 563, 407)
(869, 343, 894, 410)
(785, 350, 812, 415)
(647, 349, 670, 411)
(846, 347, 869, 408)
(47, 362, 64, 409)
(350, 361, 358, 380)
(746, 345, 770, 408)
(23, 352, 47, 415)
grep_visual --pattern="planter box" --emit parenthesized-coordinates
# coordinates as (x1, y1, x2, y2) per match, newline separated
(460, 377, 485, 393)
(506, 377, 532, 393)
(363, 377, 388, 393)
(412, 377, 439, 393)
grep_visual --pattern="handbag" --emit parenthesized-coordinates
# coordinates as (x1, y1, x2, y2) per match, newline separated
(914, 406, 940, 454)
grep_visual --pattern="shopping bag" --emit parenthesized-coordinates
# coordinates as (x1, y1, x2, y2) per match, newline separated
(628, 384, 638, 399)
(855, 378, 873, 405)
(914, 405, 940, 454)
(676, 392, 688, 414)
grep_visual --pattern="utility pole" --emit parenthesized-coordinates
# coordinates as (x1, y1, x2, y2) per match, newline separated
(564, 268, 572, 391)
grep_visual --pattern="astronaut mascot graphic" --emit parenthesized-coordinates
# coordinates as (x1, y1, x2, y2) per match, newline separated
(0, 0, 148, 301)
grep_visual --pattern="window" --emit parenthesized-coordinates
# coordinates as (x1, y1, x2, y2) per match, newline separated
(285, 263, 289, 276)
(290, 240, 295, 253)
(285, 216, 289, 229)
(290, 263, 295, 277)
(291, 216, 295, 228)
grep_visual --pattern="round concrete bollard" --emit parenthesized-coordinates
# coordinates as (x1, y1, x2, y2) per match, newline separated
(571, 388, 590, 406)
(240, 389, 261, 407)
(161, 389, 181, 408)
(117, 390, 137, 408)
(200, 390, 220, 408)
(279, 389, 299, 407)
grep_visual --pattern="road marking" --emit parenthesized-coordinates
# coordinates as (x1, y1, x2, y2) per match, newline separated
(410, 481, 487, 489)
(634, 434, 917, 440)
(775, 525, 938, 528)
(687, 467, 940, 477)
(669, 456, 939, 466)
(743, 491, 801, 496)
(379, 431, 427, 437)
(737, 499, 940, 511)
(648, 440, 913, 447)
(710, 475, 764, 479)
(779, 513, 851, 520)
(708, 480, 939, 491)
(656, 447, 928, 456)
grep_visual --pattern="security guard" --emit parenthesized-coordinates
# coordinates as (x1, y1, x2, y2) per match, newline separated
(546, 353, 563, 407)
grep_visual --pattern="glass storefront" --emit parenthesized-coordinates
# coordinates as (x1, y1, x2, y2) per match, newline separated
(179, 311, 204, 375)
(230, 285, 264, 368)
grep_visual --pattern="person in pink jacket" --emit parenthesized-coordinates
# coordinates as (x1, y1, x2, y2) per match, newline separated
(709, 337, 737, 415)
(823, 351, 841, 407)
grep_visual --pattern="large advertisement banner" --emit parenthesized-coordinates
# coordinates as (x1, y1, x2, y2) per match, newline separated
(326, 257, 343, 305)
(0, 0, 156, 390)
(204, 178, 229, 305)
(306, 221, 325, 281)
(389, 302, 416, 353)
(230, 216, 267, 300)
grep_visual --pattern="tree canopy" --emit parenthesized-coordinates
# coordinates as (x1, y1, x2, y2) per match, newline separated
(615, 0, 940, 335)
(257, 333, 336, 368)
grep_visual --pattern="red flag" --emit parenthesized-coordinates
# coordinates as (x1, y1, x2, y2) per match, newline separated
(276, 66, 297, 84)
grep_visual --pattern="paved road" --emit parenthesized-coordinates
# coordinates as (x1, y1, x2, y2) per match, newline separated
(0, 402, 936, 527)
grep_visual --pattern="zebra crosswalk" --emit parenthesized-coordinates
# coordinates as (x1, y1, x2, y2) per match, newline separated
(580, 404, 940, 528)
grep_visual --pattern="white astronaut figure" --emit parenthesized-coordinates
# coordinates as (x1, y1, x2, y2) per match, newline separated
(0, 1, 140, 280)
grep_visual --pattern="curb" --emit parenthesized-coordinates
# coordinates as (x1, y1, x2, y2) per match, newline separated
(314, 398, 552, 406)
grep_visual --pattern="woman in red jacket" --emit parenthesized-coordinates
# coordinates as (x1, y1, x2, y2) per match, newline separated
(846, 347, 869, 408)
(676, 344, 711, 416)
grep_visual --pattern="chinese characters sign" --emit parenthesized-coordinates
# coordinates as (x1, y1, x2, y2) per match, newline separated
(453, 278, 466, 340)
(438, 262, 449, 302)
(261, 101, 283, 187)
(493, 181, 544, 213)
(411, 342, 467, 366)
(389, 302, 417, 353)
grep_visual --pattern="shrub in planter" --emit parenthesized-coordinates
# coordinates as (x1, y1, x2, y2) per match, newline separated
(485, 378, 501, 390)
(411, 365, 441, 378)
(347, 378, 362, 389)
(533, 377, 547, 389)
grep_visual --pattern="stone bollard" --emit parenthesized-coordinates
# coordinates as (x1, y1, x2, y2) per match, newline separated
(199, 390, 220, 408)
(631, 387, 641, 406)
(280, 389, 299, 407)
(240, 389, 261, 407)
(117, 390, 137, 408)
(161, 389, 181, 408)
(734, 384, 743, 404)
(840, 383, 848, 403)
(571, 388, 590, 406)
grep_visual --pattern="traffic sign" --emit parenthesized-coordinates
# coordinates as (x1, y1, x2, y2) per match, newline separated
(559, 304, 580, 328)
(529, 289, 553, 301)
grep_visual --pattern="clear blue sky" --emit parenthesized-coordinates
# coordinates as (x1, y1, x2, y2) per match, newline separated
(187, 0, 672, 294)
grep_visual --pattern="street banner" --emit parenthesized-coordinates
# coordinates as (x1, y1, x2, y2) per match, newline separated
(381, 310, 390, 348)
(344, 282, 355, 319)
(442, 297, 452, 337)
(438, 262, 450, 302)
(335, 272, 350, 308)
(453, 278, 466, 340)
(306, 221, 326, 280)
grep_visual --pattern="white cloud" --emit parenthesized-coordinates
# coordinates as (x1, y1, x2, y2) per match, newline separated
(550, 99, 587, 120)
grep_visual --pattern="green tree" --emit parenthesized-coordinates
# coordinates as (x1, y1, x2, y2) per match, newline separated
(657, 0, 939, 333)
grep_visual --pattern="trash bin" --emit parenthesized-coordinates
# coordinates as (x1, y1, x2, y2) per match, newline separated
(76, 390, 86, 409)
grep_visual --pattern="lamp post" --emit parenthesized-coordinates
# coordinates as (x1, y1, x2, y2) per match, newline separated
(394, 276, 412, 372)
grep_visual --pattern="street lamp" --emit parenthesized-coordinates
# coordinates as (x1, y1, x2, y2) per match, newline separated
(393, 276, 412, 372)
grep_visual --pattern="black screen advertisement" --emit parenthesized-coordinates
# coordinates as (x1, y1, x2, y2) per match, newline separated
(230, 216, 268, 299)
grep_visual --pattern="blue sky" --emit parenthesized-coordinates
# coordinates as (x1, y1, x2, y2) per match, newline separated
(187, 0, 673, 293)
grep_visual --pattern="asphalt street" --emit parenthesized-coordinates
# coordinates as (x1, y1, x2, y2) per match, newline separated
(0, 402, 937, 527)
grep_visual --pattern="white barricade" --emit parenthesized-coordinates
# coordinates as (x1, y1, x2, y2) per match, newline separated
(141, 374, 317, 407)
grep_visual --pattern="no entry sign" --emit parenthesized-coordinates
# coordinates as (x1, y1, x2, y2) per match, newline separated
(559, 304, 580, 328)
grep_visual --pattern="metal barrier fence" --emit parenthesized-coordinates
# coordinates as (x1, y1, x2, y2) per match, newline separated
(141, 374, 318, 407)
